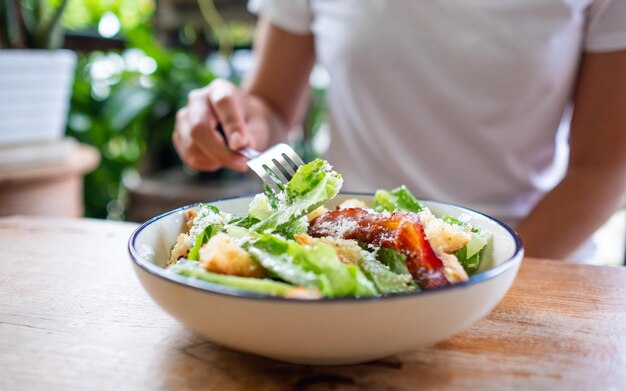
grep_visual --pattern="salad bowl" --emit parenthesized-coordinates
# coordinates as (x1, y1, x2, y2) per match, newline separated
(128, 193, 523, 365)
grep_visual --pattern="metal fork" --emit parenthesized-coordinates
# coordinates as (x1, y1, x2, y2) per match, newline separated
(216, 124, 305, 193)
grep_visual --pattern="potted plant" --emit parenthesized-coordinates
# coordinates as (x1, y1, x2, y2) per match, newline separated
(0, 0, 75, 145)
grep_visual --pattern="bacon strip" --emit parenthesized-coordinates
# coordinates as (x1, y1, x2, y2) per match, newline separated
(308, 208, 450, 289)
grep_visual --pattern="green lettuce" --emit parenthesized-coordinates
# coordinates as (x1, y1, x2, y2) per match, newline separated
(374, 185, 423, 213)
(359, 253, 416, 294)
(247, 234, 378, 298)
(251, 159, 343, 233)
(275, 216, 309, 238)
(442, 216, 490, 274)
(172, 158, 497, 298)
(186, 204, 225, 260)
(377, 247, 411, 276)
(248, 193, 273, 220)
(226, 215, 260, 229)
(169, 259, 305, 296)
(187, 224, 221, 260)
(246, 235, 320, 288)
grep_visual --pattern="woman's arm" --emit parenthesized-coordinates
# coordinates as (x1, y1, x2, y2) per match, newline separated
(516, 50, 626, 260)
(244, 17, 316, 133)
(173, 18, 315, 172)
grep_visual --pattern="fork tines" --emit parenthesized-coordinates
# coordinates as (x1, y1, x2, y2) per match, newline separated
(246, 143, 305, 194)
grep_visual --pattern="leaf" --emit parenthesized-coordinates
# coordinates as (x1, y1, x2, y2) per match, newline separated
(251, 159, 343, 233)
(377, 247, 411, 275)
(227, 215, 260, 229)
(123, 25, 171, 70)
(359, 254, 416, 294)
(187, 224, 221, 261)
(374, 186, 423, 213)
(104, 84, 156, 131)
(247, 234, 378, 298)
(169, 259, 304, 297)
(442, 216, 490, 274)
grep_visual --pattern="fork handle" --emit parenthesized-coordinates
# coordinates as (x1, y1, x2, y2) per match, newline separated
(237, 147, 260, 160)
(215, 123, 260, 160)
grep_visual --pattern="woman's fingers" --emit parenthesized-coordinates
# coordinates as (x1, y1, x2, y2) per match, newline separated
(173, 108, 212, 170)
(206, 80, 252, 150)
(173, 101, 248, 173)
(182, 145, 221, 172)
(190, 99, 248, 171)
(173, 79, 261, 173)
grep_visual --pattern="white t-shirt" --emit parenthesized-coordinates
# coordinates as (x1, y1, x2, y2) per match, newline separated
(250, 0, 626, 228)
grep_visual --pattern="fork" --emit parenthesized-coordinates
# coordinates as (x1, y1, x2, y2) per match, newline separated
(216, 124, 305, 193)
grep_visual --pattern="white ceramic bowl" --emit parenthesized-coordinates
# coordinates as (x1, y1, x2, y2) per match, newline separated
(128, 194, 523, 365)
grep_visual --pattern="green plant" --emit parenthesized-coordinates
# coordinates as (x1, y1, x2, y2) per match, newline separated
(67, 26, 216, 219)
(63, 2, 324, 219)
(59, 0, 153, 32)
(0, 0, 68, 49)
(102, 26, 216, 178)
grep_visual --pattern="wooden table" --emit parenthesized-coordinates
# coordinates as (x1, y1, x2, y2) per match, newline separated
(1, 217, 625, 390)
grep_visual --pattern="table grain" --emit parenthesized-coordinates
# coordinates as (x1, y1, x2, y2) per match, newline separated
(1, 216, 625, 391)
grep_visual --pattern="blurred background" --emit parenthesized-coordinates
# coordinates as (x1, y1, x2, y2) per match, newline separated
(0, 0, 622, 266)
(0, 0, 328, 220)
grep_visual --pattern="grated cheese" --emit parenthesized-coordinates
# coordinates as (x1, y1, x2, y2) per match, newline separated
(189, 207, 226, 241)
(314, 218, 358, 237)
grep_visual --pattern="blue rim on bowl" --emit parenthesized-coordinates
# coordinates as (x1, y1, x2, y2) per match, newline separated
(128, 193, 524, 303)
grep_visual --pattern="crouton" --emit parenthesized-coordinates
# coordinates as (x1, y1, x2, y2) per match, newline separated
(168, 233, 191, 266)
(307, 206, 329, 222)
(294, 234, 363, 264)
(185, 209, 198, 233)
(439, 252, 469, 283)
(339, 198, 369, 210)
(199, 233, 265, 278)
(418, 208, 471, 254)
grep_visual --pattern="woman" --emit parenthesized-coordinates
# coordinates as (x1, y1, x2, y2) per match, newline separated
(173, 1, 626, 262)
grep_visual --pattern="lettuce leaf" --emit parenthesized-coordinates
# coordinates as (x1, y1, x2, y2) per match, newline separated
(247, 235, 321, 288)
(442, 216, 490, 274)
(374, 185, 423, 213)
(275, 216, 309, 238)
(359, 253, 416, 294)
(186, 204, 226, 260)
(251, 159, 343, 233)
(169, 259, 302, 296)
(247, 234, 377, 298)
(226, 215, 260, 229)
(377, 247, 411, 276)
(248, 193, 273, 220)
(187, 224, 221, 260)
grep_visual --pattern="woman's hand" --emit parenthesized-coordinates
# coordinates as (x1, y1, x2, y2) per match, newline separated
(173, 18, 315, 173)
(173, 79, 274, 172)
